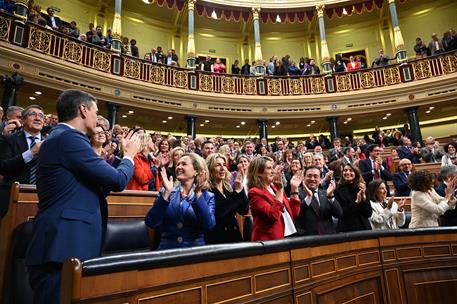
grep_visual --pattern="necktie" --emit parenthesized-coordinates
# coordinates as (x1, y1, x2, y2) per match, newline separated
(373, 161, 380, 179)
(28, 136, 38, 185)
(311, 191, 320, 216)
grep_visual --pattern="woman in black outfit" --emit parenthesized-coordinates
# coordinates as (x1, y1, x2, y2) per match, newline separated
(205, 153, 249, 244)
(335, 163, 372, 232)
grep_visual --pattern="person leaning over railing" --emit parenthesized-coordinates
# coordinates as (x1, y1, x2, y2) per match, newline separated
(248, 156, 301, 241)
(145, 153, 215, 249)
(367, 179, 405, 230)
(205, 153, 249, 244)
(409, 170, 457, 228)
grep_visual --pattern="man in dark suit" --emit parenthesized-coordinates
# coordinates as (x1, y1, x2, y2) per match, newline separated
(0, 105, 44, 185)
(392, 158, 413, 196)
(25, 90, 140, 304)
(397, 137, 421, 164)
(295, 166, 343, 235)
(328, 137, 344, 163)
(44, 7, 61, 31)
(359, 144, 392, 185)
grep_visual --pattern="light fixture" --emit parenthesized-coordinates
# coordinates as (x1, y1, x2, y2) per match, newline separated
(236, 125, 240, 128)
(29, 96, 36, 100)
(342, 8, 348, 15)
(429, 106, 434, 110)
(121, 115, 127, 118)
(272, 125, 276, 128)
(275, 121, 280, 125)
(128, 110, 134, 114)
(34, 91, 42, 95)
(275, 14, 281, 23)
(211, 10, 218, 19)
(200, 123, 204, 126)
(168, 116, 173, 120)
(205, 119, 210, 123)
(142, 0, 153, 4)
(382, 117, 387, 120)
(386, 113, 391, 116)
(343, 121, 348, 124)
(162, 120, 167, 123)
(347, 117, 352, 121)
(425, 110, 431, 114)
(306, 124, 311, 127)
(311, 120, 315, 123)
(241, 121, 246, 125)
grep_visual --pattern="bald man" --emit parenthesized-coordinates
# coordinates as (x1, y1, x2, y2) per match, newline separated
(392, 158, 413, 196)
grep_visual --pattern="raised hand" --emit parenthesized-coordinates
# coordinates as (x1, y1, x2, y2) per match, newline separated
(160, 166, 173, 192)
(397, 198, 406, 210)
(324, 170, 334, 181)
(194, 170, 207, 194)
(387, 196, 395, 209)
(234, 169, 244, 193)
(272, 170, 284, 190)
(356, 189, 364, 204)
(302, 181, 313, 199)
(326, 180, 336, 197)
(122, 131, 141, 158)
(290, 174, 302, 193)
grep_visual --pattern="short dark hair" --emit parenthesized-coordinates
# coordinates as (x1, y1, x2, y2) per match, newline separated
(408, 170, 433, 192)
(202, 140, 214, 147)
(56, 89, 96, 122)
(304, 165, 321, 175)
(367, 179, 385, 202)
(21, 105, 43, 117)
(342, 146, 352, 155)
(367, 144, 379, 153)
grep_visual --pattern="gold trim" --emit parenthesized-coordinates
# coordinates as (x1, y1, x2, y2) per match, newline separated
(187, 0, 197, 11)
(316, 4, 325, 18)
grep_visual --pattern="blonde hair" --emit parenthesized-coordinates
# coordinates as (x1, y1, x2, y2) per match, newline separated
(218, 144, 230, 157)
(138, 133, 150, 151)
(206, 153, 232, 192)
(247, 156, 273, 189)
(182, 153, 211, 191)
(169, 146, 185, 168)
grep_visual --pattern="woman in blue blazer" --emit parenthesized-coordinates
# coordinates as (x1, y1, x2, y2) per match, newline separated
(145, 153, 216, 249)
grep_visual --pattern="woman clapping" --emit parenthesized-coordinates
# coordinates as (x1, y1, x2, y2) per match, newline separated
(205, 153, 249, 244)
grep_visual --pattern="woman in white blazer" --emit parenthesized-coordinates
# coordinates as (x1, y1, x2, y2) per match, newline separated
(409, 170, 457, 228)
(368, 180, 406, 229)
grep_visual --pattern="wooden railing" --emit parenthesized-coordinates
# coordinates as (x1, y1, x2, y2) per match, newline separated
(1, 13, 456, 97)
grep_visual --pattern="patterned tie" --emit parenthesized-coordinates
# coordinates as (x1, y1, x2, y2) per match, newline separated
(311, 191, 320, 216)
(373, 161, 380, 179)
(28, 136, 38, 185)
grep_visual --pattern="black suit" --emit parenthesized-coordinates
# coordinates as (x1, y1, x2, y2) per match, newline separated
(335, 183, 372, 232)
(295, 187, 343, 235)
(205, 187, 249, 244)
(436, 182, 457, 226)
(359, 158, 392, 184)
(0, 131, 35, 185)
(44, 15, 61, 29)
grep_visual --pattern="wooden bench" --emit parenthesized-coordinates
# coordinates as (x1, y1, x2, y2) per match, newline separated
(414, 162, 441, 174)
(0, 182, 158, 302)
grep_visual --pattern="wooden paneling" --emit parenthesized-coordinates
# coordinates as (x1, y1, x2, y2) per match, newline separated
(316, 277, 383, 304)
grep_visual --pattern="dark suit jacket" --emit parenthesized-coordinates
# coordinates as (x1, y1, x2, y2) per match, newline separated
(397, 146, 421, 164)
(0, 130, 33, 185)
(44, 15, 61, 28)
(392, 172, 411, 196)
(436, 182, 457, 226)
(295, 187, 343, 235)
(335, 183, 372, 232)
(26, 124, 134, 265)
(359, 158, 392, 185)
(205, 187, 249, 244)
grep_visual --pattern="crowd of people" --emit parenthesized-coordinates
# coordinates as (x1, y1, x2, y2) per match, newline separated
(2, 2, 456, 76)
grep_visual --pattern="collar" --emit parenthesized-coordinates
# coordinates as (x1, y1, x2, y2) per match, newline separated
(58, 122, 75, 129)
(24, 130, 41, 140)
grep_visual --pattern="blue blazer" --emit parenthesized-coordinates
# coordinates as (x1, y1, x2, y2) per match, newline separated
(392, 172, 411, 196)
(26, 124, 134, 265)
(145, 187, 216, 250)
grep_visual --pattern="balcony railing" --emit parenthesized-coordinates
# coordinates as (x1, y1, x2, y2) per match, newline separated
(1, 13, 457, 97)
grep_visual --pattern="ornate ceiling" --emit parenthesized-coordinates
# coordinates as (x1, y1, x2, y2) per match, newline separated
(201, 0, 352, 9)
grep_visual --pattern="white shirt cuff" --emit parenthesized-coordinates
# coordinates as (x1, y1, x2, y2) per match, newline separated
(22, 150, 33, 163)
(122, 155, 135, 166)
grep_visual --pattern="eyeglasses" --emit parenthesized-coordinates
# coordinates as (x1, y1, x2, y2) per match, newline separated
(95, 131, 105, 135)
(27, 112, 45, 119)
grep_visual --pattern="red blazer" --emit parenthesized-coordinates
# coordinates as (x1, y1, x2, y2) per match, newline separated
(248, 185, 301, 241)
(347, 61, 361, 71)
(127, 152, 153, 191)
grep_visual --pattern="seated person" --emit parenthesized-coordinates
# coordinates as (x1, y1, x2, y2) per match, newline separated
(368, 180, 405, 229)
(392, 159, 413, 196)
(145, 153, 215, 249)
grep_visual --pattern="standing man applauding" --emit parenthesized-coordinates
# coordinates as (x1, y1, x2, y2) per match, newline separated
(26, 90, 141, 304)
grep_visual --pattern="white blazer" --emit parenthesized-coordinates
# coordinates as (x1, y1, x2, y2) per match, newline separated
(409, 189, 456, 228)
(369, 200, 405, 229)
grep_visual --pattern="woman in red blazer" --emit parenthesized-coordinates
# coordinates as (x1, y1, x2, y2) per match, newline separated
(127, 134, 153, 191)
(247, 156, 302, 241)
